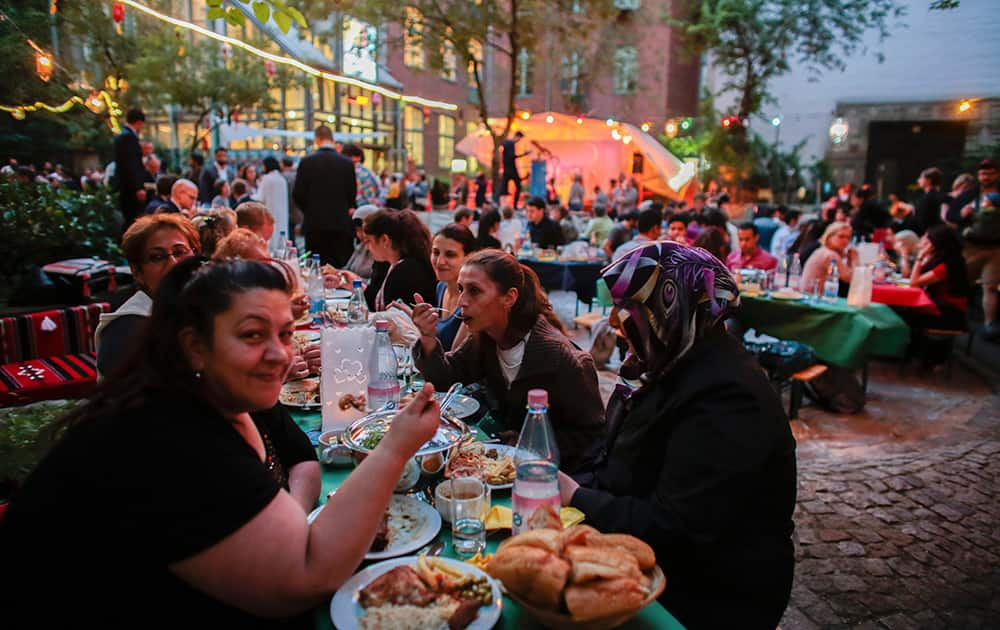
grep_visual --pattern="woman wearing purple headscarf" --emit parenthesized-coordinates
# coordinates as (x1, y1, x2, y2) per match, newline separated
(558, 241, 797, 630)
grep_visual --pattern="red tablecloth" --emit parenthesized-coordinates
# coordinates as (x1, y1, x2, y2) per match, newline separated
(871, 284, 940, 314)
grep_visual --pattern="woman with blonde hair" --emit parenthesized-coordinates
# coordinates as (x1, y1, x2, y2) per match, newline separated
(799, 221, 857, 296)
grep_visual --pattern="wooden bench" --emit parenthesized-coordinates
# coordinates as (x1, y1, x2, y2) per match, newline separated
(788, 364, 828, 420)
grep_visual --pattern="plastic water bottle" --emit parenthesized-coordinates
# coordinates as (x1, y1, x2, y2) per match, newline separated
(367, 320, 400, 411)
(788, 253, 802, 291)
(511, 389, 560, 535)
(307, 271, 325, 326)
(273, 231, 287, 259)
(824, 259, 840, 302)
(347, 279, 368, 325)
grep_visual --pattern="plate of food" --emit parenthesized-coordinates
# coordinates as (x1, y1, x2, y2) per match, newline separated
(445, 442, 516, 489)
(770, 288, 803, 300)
(331, 554, 502, 630)
(343, 409, 469, 457)
(279, 377, 320, 408)
(308, 494, 441, 561)
(293, 330, 321, 345)
(486, 523, 665, 630)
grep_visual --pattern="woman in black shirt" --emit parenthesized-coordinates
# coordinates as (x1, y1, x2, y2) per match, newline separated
(0, 258, 441, 627)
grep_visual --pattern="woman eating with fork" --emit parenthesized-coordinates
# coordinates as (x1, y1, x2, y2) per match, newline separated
(409, 249, 605, 474)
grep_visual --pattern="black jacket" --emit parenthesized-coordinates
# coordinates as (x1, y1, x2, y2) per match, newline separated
(197, 163, 235, 203)
(528, 217, 565, 249)
(364, 258, 436, 310)
(112, 126, 145, 218)
(292, 146, 356, 234)
(414, 315, 605, 473)
(914, 189, 945, 235)
(571, 328, 797, 630)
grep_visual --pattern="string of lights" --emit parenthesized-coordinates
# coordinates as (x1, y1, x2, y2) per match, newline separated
(0, 9, 122, 131)
(113, 0, 459, 112)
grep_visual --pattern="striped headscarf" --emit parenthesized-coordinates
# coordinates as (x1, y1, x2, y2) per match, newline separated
(602, 241, 740, 382)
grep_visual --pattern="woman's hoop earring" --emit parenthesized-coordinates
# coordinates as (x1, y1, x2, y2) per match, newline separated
(194, 371, 202, 379)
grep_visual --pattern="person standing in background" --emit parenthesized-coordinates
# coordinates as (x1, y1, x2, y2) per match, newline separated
(914, 167, 945, 235)
(112, 108, 148, 230)
(256, 156, 289, 251)
(293, 125, 357, 267)
(198, 148, 235, 204)
(280, 157, 301, 237)
(494, 131, 530, 207)
(341, 143, 380, 208)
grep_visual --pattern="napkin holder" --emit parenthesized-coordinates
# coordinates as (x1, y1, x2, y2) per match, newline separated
(846, 265, 873, 307)
(320, 325, 374, 434)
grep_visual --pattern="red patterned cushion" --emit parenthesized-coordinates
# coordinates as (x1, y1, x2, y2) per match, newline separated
(0, 304, 107, 364)
(0, 353, 98, 406)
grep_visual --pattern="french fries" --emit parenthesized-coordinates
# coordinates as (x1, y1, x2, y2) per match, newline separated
(416, 554, 474, 592)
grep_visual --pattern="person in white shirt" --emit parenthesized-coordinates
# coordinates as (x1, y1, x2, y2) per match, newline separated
(770, 208, 801, 261)
(496, 204, 524, 250)
(256, 156, 289, 252)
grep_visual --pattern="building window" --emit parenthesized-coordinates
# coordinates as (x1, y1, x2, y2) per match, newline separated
(560, 52, 581, 96)
(404, 8, 424, 69)
(516, 49, 534, 97)
(438, 115, 455, 170)
(614, 46, 637, 95)
(404, 106, 424, 167)
(441, 39, 457, 82)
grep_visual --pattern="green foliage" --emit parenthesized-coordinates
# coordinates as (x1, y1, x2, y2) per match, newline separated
(670, 0, 907, 121)
(0, 181, 122, 292)
(0, 400, 76, 490)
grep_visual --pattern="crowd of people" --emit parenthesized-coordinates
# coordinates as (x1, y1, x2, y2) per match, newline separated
(0, 123, 810, 629)
(3, 114, 998, 628)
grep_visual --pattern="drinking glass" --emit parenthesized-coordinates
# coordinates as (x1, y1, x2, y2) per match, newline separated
(392, 343, 413, 393)
(809, 279, 822, 304)
(450, 477, 489, 559)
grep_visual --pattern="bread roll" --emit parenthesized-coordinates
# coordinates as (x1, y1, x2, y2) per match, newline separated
(498, 527, 563, 555)
(565, 545, 642, 583)
(564, 577, 647, 621)
(486, 545, 570, 609)
(559, 524, 602, 548)
(598, 534, 657, 571)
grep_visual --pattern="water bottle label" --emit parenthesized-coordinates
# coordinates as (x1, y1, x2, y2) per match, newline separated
(367, 382, 400, 410)
(511, 492, 561, 535)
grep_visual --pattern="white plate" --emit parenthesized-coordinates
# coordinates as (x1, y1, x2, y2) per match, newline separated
(330, 556, 503, 630)
(771, 290, 804, 301)
(279, 377, 320, 408)
(308, 494, 441, 561)
(293, 330, 321, 344)
(446, 443, 517, 490)
(326, 289, 352, 302)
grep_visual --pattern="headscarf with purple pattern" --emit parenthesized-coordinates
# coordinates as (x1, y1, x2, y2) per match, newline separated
(602, 241, 739, 383)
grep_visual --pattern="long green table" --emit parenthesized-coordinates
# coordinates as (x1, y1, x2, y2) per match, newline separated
(736, 294, 910, 368)
(290, 409, 685, 630)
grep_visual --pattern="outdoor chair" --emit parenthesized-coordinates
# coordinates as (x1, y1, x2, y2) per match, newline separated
(0, 303, 108, 407)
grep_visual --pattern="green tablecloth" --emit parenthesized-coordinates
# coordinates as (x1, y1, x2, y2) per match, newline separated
(736, 295, 910, 368)
(290, 409, 685, 630)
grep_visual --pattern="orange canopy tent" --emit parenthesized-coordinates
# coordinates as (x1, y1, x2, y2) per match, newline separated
(455, 112, 698, 202)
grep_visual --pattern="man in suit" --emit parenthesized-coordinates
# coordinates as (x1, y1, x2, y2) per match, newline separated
(112, 108, 148, 229)
(293, 125, 356, 267)
(198, 147, 235, 204)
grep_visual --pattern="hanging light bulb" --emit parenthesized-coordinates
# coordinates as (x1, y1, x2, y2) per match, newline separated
(35, 52, 53, 82)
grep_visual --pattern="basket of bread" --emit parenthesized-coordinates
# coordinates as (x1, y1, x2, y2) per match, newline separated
(485, 509, 665, 630)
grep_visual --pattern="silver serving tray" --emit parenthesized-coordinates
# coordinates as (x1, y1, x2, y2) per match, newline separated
(342, 409, 469, 457)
